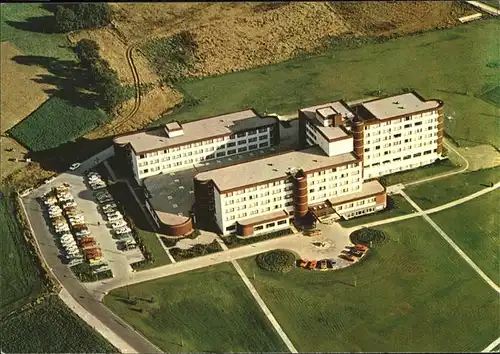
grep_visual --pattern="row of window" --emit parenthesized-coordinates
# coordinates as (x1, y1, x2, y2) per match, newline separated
(337, 197, 377, 211)
(137, 127, 271, 159)
(365, 149, 437, 168)
(138, 141, 271, 175)
(363, 114, 438, 130)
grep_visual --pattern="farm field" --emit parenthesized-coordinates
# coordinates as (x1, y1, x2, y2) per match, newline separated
(430, 190, 500, 284)
(8, 96, 109, 152)
(339, 195, 415, 228)
(239, 218, 499, 352)
(0, 187, 44, 317)
(0, 41, 56, 132)
(0, 3, 75, 60)
(155, 20, 499, 149)
(0, 137, 28, 181)
(104, 262, 288, 352)
(404, 166, 500, 209)
(0, 296, 116, 353)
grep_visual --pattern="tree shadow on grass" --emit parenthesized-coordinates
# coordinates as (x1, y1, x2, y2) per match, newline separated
(5, 16, 59, 34)
(11, 55, 99, 110)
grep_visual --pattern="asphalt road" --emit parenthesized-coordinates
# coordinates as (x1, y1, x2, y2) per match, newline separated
(22, 159, 162, 353)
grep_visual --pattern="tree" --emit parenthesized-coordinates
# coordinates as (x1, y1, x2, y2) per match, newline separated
(54, 3, 113, 33)
(75, 39, 100, 67)
(54, 5, 77, 33)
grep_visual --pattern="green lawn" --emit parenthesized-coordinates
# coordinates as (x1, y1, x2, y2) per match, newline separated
(0, 3, 75, 60)
(0, 296, 115, 353)
(104, 262, 288, 352)
(339, 195, 416, 228)
(239, 218, 499, 352)
(479, 0, 500, 10)
(431, 189, 500, 284)
(155, 20, 499, 148)
(0, 187, 44, 317)
(379, 159, 457, 186)
(8, 97, 109, 151)
(405, 166, 500, 209)
(136, 229, 171, 269)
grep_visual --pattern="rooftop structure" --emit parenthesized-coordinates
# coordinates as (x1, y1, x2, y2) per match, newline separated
(195, 146, 359, 193)
(357, 92, 442, 121)
(299, 100, 355, 140)
(114, 109, 277, 154)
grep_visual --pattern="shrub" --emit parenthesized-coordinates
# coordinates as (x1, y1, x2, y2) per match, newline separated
(55, 4, 112, 33)
(256, 250, 296, 273)
(141, 31, 198, 84)
(169, 240, 222, 262)
(350, 228, 388, 246)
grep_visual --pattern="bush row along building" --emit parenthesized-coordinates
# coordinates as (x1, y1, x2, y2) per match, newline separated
(113, 92, 444, 237)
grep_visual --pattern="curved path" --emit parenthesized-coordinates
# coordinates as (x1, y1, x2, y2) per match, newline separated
(98, 43, 142, 137)
(403, 140, 469, 187)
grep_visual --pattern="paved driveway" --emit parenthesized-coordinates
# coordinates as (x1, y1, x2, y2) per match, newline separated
(22, 168, 160, 352)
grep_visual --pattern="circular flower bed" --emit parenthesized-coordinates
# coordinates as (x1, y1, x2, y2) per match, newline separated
(256, 250, 296, 273)
(350, 227, 388, 246)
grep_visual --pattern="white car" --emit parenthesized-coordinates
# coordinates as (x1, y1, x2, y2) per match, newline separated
(107, 215, 123, 223)
(111, 220, 127, 229)
(69, 162, 81, 171)
(115, 226, 132, 235)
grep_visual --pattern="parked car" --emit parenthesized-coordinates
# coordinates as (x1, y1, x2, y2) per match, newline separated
(107, 214, 123, 222)
(339, 254, 355, 262)
(308, 261, 317, 270)
(111, 220, 127, 229)
(320, 260, 328, 270)
(115, 226, 132, 235)
(69, 162, 81, 171)
(44, 177, 56, 184)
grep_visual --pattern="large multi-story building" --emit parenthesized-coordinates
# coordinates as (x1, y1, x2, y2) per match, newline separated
(113, 109, 280, 183)
(113, 91, 444, 237)
(298, 92, 444, 180)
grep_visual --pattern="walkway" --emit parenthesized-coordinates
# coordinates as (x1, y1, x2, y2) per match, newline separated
(404, 140, 469, 187)
(466, 1, 500, 15)
(483, 336, 500, 352)
(400, 190, 500, 293)
(214, 237, 298, 352)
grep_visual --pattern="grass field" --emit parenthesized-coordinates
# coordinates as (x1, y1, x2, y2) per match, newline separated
(8, 96, 109, 152)
(104, 262, 287, 352)
(0, 187, 44, 316)
(239, 218, 499, 352)
(136, 229, 171, 269)
(405, 166, 500, 209)
(0, 296, 115, 353)
(155, 20, 499, 148)
(431, 189, 499, 284)
(339, 195, 416, 228)
(0, 4, 75, 60)
(379, 159, 457, 186)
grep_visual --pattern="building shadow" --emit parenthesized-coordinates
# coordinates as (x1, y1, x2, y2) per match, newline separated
(24, 136, 113, 174)
(11, 55, 99, 110)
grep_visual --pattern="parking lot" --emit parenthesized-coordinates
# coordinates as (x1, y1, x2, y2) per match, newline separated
(22, 166, 144, 281)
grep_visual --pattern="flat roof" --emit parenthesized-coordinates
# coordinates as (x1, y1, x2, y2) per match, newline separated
(328, 180, 385, 206)
(360, 93, 441, 121)
(195, 146, 359, 193)
(300, 101, 354, 140)
(114, 109, 277, 154)
(143, 129, 299, 225)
